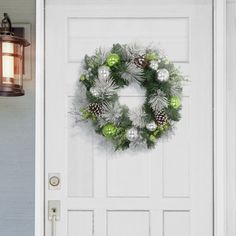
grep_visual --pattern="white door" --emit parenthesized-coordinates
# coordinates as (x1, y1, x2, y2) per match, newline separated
(226, 1, 236, 235)
(45, 0, 213, 236)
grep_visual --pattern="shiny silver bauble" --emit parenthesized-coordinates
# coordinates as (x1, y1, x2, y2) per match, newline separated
(126, 128, 138, 142)
(146, 121, 157, 131)
(149, 60, 159, 70)
(157, 68, 169, 81)
(90, 87, 99, 97)
(98, 66, 110, 80)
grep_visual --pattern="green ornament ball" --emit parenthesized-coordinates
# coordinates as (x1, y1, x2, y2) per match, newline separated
(149, 134, 156, 142)
(170, 96, 181, 109)
(106, 53, 120, 67)
(164, 58, 171, 65)
(102, 123, 117, 137)
(91, 114, 97, 121)
(161, 122, 170, 131)
(155, 125, 166, 134)
(146, 52, 158, 61)
(82, 110, 90, 119)
(80, 74, 86, 81)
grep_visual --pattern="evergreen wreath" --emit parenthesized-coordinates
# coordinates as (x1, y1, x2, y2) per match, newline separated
(71, 43, 184, 151)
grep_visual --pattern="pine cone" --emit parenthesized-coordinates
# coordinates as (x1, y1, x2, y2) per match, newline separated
(155, 110, 168, 125)
(88, 103, 103, 116)
(133, 55, 149, 68)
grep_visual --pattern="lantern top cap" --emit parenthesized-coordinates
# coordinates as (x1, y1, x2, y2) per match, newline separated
(0, 13, 13, 36)
(0, 13, 30, 47)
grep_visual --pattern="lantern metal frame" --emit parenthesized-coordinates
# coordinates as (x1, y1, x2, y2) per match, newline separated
(0, 13, 30, 96)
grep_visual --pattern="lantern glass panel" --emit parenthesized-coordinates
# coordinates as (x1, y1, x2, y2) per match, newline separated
(0, 41, 23, 86)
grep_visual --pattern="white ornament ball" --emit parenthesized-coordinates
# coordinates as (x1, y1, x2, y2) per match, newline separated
(98, 66, 110, 80)
(90, 87, 99, 97)
(157, 68, 169, 81)
(126, 128, 138, 142)
(146, 121, 157, 131)
(149, 60, 159, 70)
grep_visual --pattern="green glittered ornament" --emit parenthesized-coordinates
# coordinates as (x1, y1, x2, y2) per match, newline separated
(145, 52, 158, 61)
(149, 134, 156, 142)
(162, 123, 170, 130)
(153, 129, 160, 137)
(82, 110, 90, 119)
(102, 123, 117, 138)
(106, 53, 120, 67)
(80, 74, 86, 81)
(170, 96, 181, 109)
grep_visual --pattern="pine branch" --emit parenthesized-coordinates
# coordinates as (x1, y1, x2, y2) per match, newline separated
(121, 63, 144, 83)
(149, 89, 168, 112)
(128, 107, 147, 128)
(92, 78, 119, 99)
(101, 102, 123, 124)
(95, 47, 108, 65)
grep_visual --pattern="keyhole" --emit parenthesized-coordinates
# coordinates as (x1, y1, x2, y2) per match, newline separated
(49, 176, 60, 187)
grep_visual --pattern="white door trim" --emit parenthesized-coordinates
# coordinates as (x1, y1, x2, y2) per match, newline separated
(35, 0, 45, 235)
(35, 0, 227, 235)
(213, 0, 227, 236)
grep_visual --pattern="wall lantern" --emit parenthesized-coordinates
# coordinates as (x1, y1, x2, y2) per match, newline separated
(0, 13, 30, 96)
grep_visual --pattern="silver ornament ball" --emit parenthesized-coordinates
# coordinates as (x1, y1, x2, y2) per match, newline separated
(146, 121, 157, 131)
(149, 60, 159, 70)
(157, 68, 169, 81)
(90, 87, 99, 97)
(98, 66, 110, 80)
(126, 128, 138, 142)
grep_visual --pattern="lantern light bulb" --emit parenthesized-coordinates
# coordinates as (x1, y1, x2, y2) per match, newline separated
(2, 42, 14, 81)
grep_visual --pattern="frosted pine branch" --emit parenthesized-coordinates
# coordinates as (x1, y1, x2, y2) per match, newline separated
(121, 63, 144, 83)
(149, 89, 168, 112)
(101, 102, 123, 124)
(93, 78, 118, 99)
(128, 107, 147, 128)
(95, 47, 108, 65)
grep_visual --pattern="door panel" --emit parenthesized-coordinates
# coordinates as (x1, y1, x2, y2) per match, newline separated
(68, 17, 189, 63)
(45, 1, 213, 235)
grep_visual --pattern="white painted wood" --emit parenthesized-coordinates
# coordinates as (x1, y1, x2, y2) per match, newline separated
(226, 1, 236, 236)
(43, 1, 213, 236)
(107, 153, 150, 197)
(35, 0, 45, 236)
(68, 211, 93, 236)
(163, 98, 190, 198)
(44, 2, 213, 236)
(68, 17, 189, 63)
(107, 211, 150, 236)
(68, 111, 94, 197)
(214, 0, 227, 236)
(163, 211, 190, 236)
(34, 1, 228, 236)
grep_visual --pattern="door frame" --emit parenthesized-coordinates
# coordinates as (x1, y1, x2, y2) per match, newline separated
(35, 0, 227, 235)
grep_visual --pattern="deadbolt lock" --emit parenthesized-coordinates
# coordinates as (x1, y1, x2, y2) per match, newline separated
(48, 173, 61, 190)
(50, 176, 60, 186)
